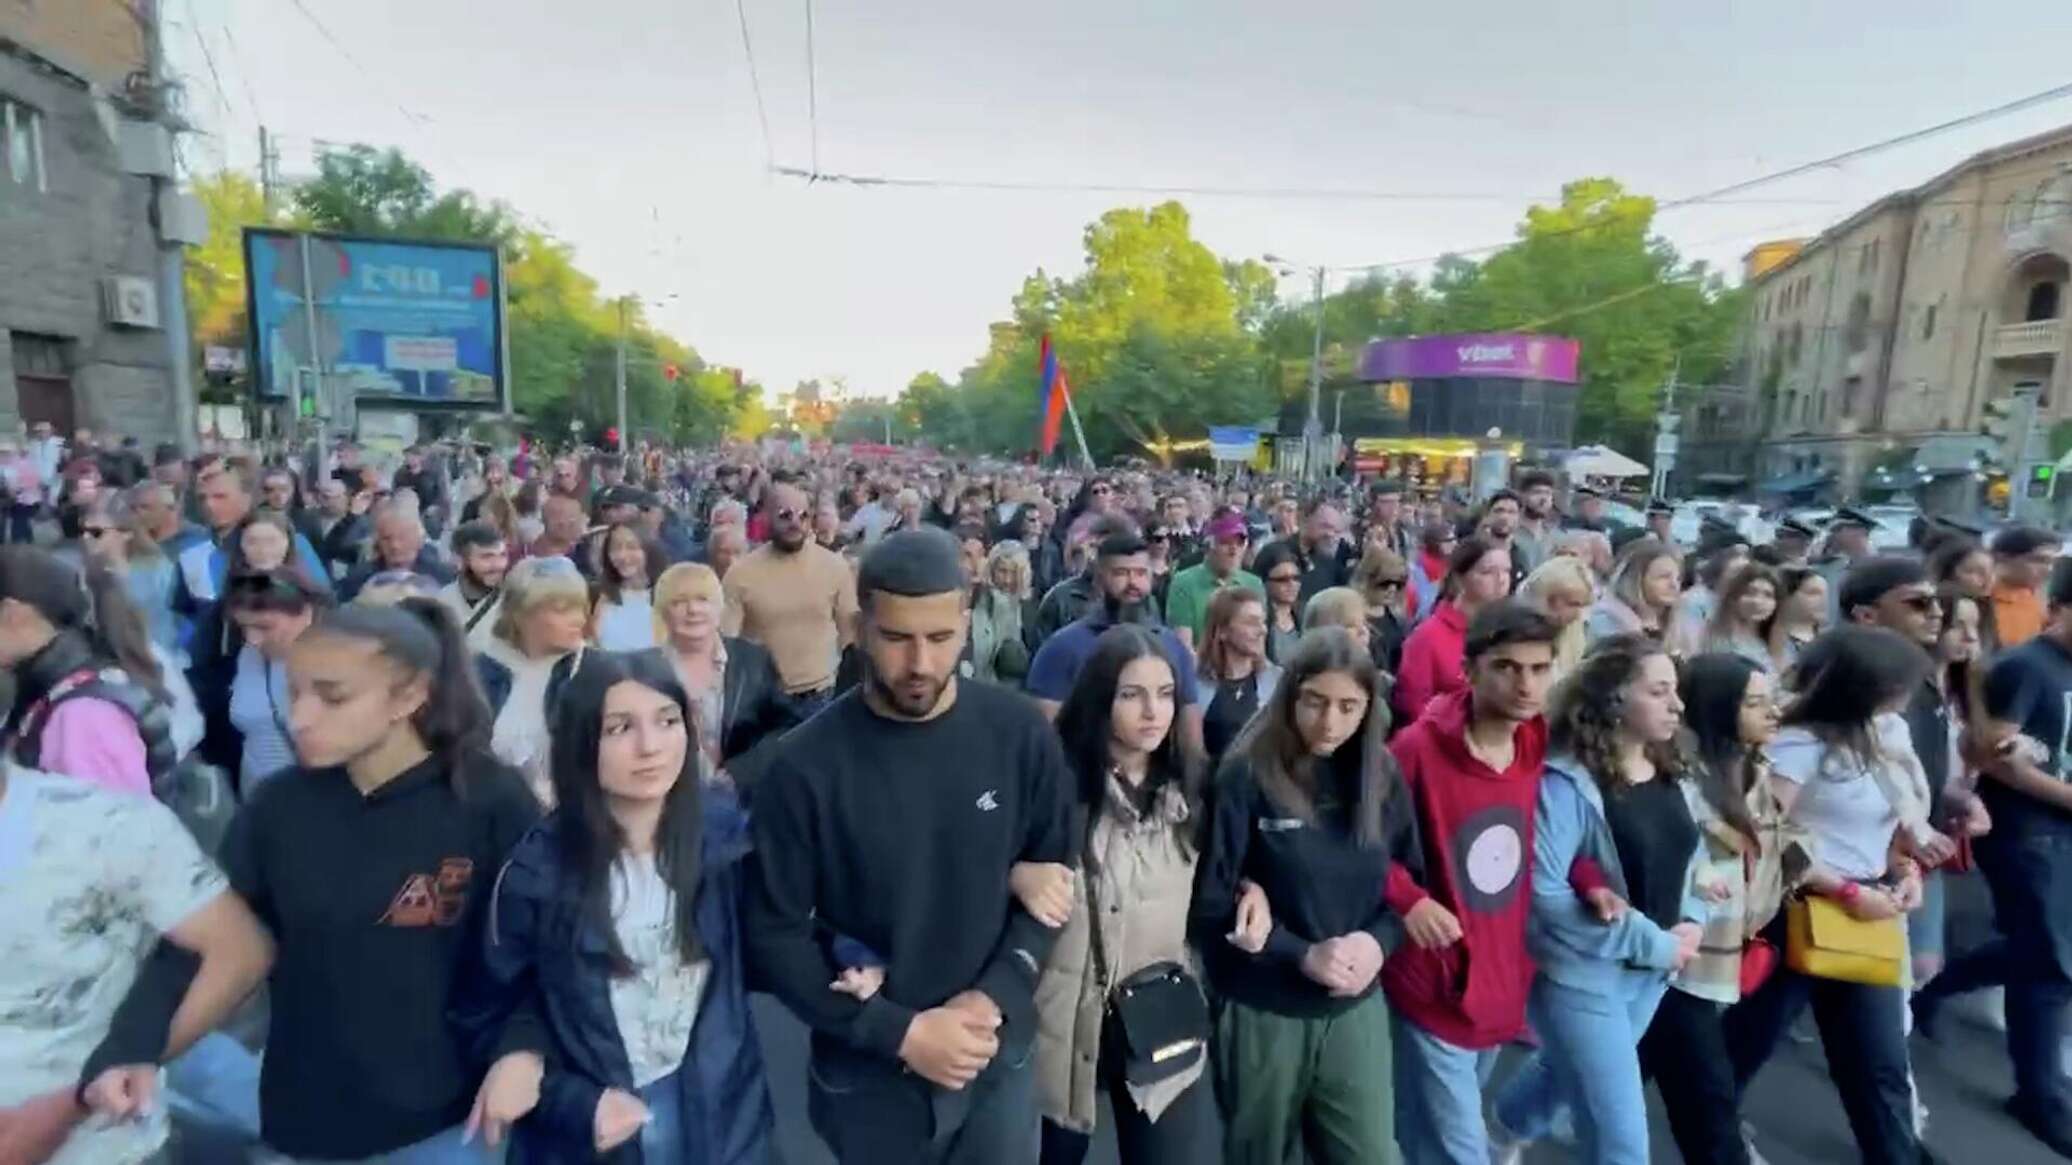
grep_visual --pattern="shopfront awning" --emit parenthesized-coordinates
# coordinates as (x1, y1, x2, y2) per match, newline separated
(1756, 469, 1836, 495)
(1911, 433, 1995, 477)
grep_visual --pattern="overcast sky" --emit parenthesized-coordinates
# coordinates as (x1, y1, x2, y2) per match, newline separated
(167, 0, 2072, 399)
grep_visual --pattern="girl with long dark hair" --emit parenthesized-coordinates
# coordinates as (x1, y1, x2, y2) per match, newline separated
(1927, 537, 1998, 654)
(1033, 626, 1219, 1164)
(1191, 627, 1421, 1165)
(1763, 566, 1828, 676)
(1723, 625, 1931, 1165)
(457, 649, 773, 1163)
(1906, 586, 1993, 988)
(221, 599, 537, 1163)
(1251, 540, 1306, 664)
(1197, 587, 1281, 768)
(591, 523, 669, 651)
(1638, 653, 1809, 1165)
(0, 545, 174, 796)
(1395, 534, 1512, 726)
(1491, 634, 1709, 1165)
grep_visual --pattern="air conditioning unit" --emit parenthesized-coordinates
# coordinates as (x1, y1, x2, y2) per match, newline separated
(102, 276, 160, 329)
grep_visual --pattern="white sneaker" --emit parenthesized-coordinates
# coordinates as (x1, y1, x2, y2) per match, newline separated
(1742, 1120, 1772, 1165)
(1488, 1121, 1529, 1165)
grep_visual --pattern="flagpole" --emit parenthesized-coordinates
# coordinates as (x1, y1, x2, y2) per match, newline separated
(1058, 378, 1095, 470)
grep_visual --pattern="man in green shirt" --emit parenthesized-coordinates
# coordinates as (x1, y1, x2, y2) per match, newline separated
(1166, 508, 1263, 650)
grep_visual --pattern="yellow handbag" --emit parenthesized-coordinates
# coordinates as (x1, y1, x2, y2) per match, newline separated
(1784, 893, 1905, 987)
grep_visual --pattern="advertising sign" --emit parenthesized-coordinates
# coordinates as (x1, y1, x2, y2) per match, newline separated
(1208, 425, 1260, 462)
(243, 229, 505, 409)
(1358, 333, 1580, 384)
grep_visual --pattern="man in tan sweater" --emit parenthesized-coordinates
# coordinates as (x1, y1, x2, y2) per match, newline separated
(722, 478, 859, 701)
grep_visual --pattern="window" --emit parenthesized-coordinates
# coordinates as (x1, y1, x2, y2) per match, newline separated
(2034, 171, 2072, 225)
(2028, 282, 2061, 323)
(1921, 300, 1938, 341)
(2, 97, 46, 191)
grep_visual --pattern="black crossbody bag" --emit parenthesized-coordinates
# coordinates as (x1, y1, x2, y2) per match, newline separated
(1082, 840, 1209, 1088)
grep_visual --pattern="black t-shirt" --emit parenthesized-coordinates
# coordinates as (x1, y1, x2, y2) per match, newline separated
(221, 753, 538, 1157)
(1603, 777, 1699, 930)
(1983, 634, 2072, 841)
(1204, 671, 1264, 765)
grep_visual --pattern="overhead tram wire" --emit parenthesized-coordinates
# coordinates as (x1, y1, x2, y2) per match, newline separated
(1328, 77, 2072, 274)
(734, 0, 777, 169)
(765, 166, 1841, 204)
(285, 0, 430, 126)
(217, 16, 267, 126)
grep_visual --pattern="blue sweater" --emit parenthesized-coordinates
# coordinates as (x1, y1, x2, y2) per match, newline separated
(1525, 754, 1710, 993)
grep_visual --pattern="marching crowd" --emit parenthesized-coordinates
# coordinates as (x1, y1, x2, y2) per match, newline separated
(0, 432, 2067, 1165)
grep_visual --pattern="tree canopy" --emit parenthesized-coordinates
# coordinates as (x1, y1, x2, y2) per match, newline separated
(897, 179, 1742, 462)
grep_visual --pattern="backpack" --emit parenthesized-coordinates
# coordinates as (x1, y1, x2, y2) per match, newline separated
(14, 666, 237, 855)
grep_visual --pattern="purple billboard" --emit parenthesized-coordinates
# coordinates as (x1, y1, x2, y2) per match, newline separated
(1358, 332, 1580, 384)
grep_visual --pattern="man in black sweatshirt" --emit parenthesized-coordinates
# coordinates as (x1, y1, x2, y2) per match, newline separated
(747, 527, 1074, 1164)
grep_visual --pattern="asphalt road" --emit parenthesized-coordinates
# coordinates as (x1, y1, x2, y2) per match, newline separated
(753, 994, 2040, 1165)
(756, 869, 2058, 1165)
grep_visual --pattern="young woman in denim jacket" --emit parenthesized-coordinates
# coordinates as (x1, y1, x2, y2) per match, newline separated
(1490, 633, 1712, 1165)
(458, 649, 773, 1163)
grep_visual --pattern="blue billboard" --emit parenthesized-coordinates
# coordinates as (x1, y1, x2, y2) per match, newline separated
(243, 229, 506, 408)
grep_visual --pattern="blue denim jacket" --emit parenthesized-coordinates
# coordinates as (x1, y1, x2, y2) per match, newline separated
(1525, 754, 1711, 993)
(454, 788, 774, 1165)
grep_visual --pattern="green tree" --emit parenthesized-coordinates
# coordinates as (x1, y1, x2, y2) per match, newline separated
(291, 145, 514, 245)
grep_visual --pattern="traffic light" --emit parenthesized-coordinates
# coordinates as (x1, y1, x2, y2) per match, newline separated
(603, 427, 620, 451)
(663, 363, 681, 382)
(2031, 461, 2057, 500)
(1980, 388, 2039, 471)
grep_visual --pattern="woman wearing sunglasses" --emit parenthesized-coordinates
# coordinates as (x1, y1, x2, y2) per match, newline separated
(79, 486, 183, 659)
(1352, 545, 1411, 676)
(1250, 541, 1306, 666)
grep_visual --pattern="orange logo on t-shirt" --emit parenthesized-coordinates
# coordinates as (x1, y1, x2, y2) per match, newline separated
(379, 858, 475, 927)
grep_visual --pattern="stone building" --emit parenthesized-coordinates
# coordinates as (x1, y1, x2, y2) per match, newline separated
(0, 0, 198, 444)
(1682, 123, 2072, 509)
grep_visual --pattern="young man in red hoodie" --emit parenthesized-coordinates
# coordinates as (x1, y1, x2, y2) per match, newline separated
(1382, 600, 1558, 1165)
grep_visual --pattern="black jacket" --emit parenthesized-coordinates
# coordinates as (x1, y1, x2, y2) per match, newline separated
(453, 791, 773, 1165)
(710, 638, 802, 799)
(315, 513, 370, 580)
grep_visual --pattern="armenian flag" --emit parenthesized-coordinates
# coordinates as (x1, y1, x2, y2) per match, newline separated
(1037, 334, 1069, 458)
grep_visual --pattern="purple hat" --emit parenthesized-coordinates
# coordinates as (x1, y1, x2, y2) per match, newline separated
(1205, 509, 1249, 542)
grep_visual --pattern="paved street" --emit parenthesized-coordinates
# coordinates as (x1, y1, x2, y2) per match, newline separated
(755, 871, 2053, 1164)
(753, 995, 2038, 1165)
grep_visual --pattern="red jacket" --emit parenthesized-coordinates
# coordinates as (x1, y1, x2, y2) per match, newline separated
(1393, 600, 1468, 726)
(1380, 688, 1546, 1049)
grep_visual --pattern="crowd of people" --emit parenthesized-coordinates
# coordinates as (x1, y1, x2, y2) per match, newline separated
(0, 432, 2067, 1165)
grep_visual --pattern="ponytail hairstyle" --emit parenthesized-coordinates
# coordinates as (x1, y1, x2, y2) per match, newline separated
(0, 545, 166, 700)
(303, 596, 494, 792)
(548, 648, 705, 973)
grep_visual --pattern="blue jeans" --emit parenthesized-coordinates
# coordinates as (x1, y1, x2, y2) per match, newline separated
(640, 1068, 686, 1163)
(1494, 971, 1667, 1165)
(1975, 828, 2072, 1118)
(166, 1032, 263, 1157)
(260, 1123, 503, 1164)
(1391, 1015, 1500, 1165)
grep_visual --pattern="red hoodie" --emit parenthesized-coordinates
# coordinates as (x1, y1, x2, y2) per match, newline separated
(1392, 600, 1468, 726)
(1380, 688, 1546, 1049)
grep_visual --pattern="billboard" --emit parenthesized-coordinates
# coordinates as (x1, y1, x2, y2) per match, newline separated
(243, 229, 506, 409)
(1358, 333, 1580, 384)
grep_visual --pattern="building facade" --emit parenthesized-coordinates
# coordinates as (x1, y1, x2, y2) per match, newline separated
(1681, 123, 2072, 508)
(0, 0, 196, 444)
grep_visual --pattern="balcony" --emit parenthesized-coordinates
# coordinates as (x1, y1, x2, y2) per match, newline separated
(1991, 318, 2063, 360)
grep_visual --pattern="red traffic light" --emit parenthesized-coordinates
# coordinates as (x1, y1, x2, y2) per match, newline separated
(664, 363, 681, 382)
(604, 427, 620, 449)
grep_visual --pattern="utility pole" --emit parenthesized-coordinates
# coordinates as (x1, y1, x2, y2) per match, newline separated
(258, 125, 280, 217)
(615, 296, 630, 449)
(1650, 358, 1682, 500)
(1305, 265, 1326, 481)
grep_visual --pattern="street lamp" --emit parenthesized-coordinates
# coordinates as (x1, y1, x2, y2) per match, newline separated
(1265, 254, 1327, 481)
